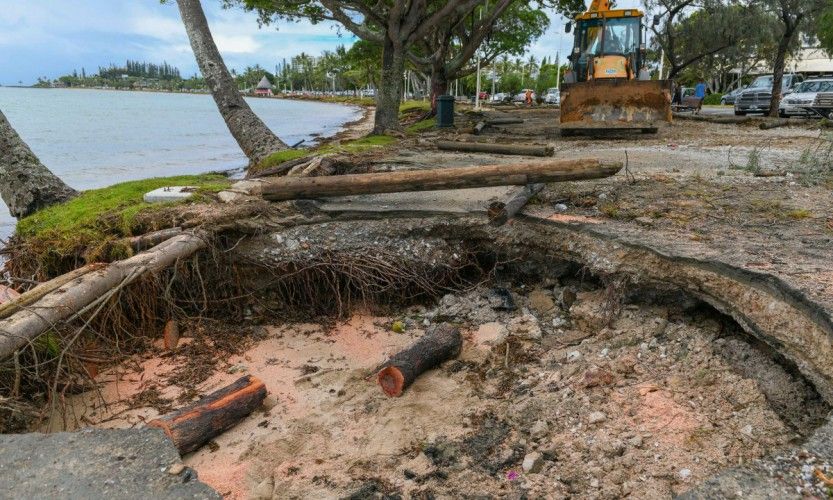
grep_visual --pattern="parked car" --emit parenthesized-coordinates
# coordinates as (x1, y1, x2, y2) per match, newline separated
(734, 74, 803, 115)
(490, 92, 510, 103)
(512, 89, 537, 103)
(778, 79, 833, 117)
(477, 91, 490, 101)
(544, 87, 560, 105)
(720, 87, 746, 105)
(359, 88, 376, 98)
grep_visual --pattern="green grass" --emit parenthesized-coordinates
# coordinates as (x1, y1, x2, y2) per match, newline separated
(255, 135, 397, 173)
(17, 174, 230, 239)
(406, 118, 435, 134)
(399, 100, 431, 114)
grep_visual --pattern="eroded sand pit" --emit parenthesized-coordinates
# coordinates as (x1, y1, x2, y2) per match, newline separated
(56, 272, 828, 499)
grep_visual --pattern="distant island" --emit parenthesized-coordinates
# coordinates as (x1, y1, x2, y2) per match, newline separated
(33, 60, 209, 92)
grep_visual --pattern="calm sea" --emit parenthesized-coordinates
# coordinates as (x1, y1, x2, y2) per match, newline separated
(0, 87, 362, 240)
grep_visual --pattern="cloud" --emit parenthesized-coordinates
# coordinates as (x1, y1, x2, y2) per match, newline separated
(214, 34, 261, 54)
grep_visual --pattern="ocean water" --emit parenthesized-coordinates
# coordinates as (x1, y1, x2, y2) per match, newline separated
(0, 87, 362, 239)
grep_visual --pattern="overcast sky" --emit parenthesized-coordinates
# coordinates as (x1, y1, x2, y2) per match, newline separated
(0, 0, 639, 86)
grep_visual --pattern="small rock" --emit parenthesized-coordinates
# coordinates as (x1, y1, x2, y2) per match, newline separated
(227, 363, 248, 374)
(555, 203, 568, 212)
(552, 316, 567, 328)
(628, 436, 643, 448)
(487, 288, 516, 311)
(508, 313, 542, 340)
(530, 420, 549, 438)
(741, 424, 754, 437)
(528, 288, 555, 314)
(522, 452, 544, 473)
(588, 411, 607, 424)
(249, 476, 274, 499)
(566, 350, 582, 363)
(472, 322, 509, 347)
(678, 468, 692, 481)
(167, 463, 185, 475)
(558, 288, 577, 310)
(590, 478, 600, 488)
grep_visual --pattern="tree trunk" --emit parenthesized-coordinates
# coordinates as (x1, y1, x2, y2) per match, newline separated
(769, 34, 791, 118)
(429, 66, 449, 116)
(374, 36, 406, 134)
(250, 158, 620, 201)
(0, 109, 76, 219)
(176, 0, 287, 165)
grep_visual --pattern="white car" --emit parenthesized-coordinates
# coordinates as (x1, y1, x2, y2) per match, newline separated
(544, 88, 560, 105)
(490, 92, 509, 103)
(779, 79, 833, 117)
(512, 89, 537, 103)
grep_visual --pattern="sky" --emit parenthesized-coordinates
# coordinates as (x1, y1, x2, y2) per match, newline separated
(0, 0, 638, 86)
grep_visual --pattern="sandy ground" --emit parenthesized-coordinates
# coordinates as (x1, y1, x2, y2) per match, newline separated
(58, 275, 823, 499)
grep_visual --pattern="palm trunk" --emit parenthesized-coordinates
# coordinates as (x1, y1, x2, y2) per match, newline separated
(0, 109, 76, 219)
(176, 0, 287, 166)
(373, 36, 406, 134)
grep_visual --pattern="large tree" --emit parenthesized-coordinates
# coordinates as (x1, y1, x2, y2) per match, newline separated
(760, 0, 830, 117)
(0, 110, 76, 219)
(409, 1, 549, 113)
(174, 0, 287, 165)
(239, 0, 485, 133)
(645, 0, 769, 80)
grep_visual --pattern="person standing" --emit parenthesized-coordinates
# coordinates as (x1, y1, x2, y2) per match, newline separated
(525, 88, 533, 106)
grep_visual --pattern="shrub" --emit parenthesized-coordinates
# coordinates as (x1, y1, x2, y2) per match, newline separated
(703, 93, 724, 105)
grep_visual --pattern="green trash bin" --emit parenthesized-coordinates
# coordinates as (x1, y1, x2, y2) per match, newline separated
(436, 95, 455, 128)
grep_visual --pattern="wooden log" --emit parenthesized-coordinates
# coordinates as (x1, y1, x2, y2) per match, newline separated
(437, 140, 553, 157)
(254, 158, 619, 202)
(487, 118, 525, 125)
(148, 375, 267, 454)
(0, 263, 106, 321)
(488, 183, 545, 226)
(473, 121, 487, 135)
(0, 233, 206, 360)
(377, 323, 462, 397)
(128, 227, 184, 252)
(249, 155, 314, 179)
(759, 119, 790, 130)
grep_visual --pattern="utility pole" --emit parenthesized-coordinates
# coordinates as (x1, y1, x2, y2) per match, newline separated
(658, 48, 665, 80)
(475, 1, 487, 109)
(555, 51, 561, 89)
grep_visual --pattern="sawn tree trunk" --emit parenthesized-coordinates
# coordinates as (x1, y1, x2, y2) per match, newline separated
(0, 109, 76, 219)
(176, 0, 287, 166)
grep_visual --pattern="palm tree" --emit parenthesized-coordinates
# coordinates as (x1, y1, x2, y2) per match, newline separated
(0, 109, 76, 218)
(175, 0, 287, 166)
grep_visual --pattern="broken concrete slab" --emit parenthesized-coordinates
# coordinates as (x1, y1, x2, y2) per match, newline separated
(0, 428, 219, 499)
(143, 186, 196, 203)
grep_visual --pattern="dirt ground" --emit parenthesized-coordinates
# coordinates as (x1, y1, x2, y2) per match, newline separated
(50, 106, 833, 499)
(57, 274, 827, 499)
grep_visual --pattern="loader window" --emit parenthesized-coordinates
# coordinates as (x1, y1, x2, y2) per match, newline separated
(603, 18, 639, 56)
(576, 19, 604, 59)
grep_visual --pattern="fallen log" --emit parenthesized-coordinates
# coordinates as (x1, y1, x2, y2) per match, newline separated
(0, 233, 206, 360)
(759, 119, 790, 130)
(437, 140, 553, 157)
(488, 183, 545, 226)
(148, 375, 267, 454)
(474, 121, 487, 135)
(377, 323, 462, 397)
(0, 263, 107, 321)
(249, 155, 314, 179)
(487, 118, 525, 125)
(128, 227, 184, 252)
(252, 158, 618, 202)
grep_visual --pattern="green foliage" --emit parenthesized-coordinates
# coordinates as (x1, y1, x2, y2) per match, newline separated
(255, 135, 397, 173)
(703, 93, 723, 105)
(17, 175, 230, 239)
(406, 118, 435, 134)
(817, 5, 833, 55)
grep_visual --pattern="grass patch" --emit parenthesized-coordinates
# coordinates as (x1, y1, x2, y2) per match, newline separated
(11, 174, 230, 278)
(787, 209, 812, 220)
(406, 118, 435, 134)
(399, 100, 431, 114)
(18, 174, 230, 239)
(255, 135, 397, 173)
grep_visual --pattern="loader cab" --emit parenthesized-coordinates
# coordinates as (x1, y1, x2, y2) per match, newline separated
(568, 12, 644, 83)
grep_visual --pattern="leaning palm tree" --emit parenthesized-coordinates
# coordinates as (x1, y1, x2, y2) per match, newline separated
(0, 109, 76, 219)
(175, 0, 287, 166)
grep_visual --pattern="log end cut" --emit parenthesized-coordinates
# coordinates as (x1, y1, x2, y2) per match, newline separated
(377, 366, 406, 397)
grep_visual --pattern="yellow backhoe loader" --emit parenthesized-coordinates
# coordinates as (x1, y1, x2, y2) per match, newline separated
(560, 0, 672, 134)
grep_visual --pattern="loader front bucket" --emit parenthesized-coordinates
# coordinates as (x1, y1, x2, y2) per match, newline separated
(559, 79, 673, 135)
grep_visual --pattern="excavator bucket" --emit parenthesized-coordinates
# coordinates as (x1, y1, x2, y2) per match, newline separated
(559, 79, 673, 134)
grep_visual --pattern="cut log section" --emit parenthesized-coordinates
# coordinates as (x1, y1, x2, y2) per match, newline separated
(0, 263, 107, 321)
(759, 119, 790, 130)
(437, 140, 553, 157)
(252, 158, 620, 202)
(488, 183, 545, 226)
(377, 323, 462, 397)
(148, 375, 267, 454)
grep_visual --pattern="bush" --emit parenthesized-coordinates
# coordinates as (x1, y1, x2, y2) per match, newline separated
(704, 93, 724, 105)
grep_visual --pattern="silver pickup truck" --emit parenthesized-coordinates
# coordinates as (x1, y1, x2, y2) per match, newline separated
(809, 92, 833, 119)
(734, 74, 803, 116)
